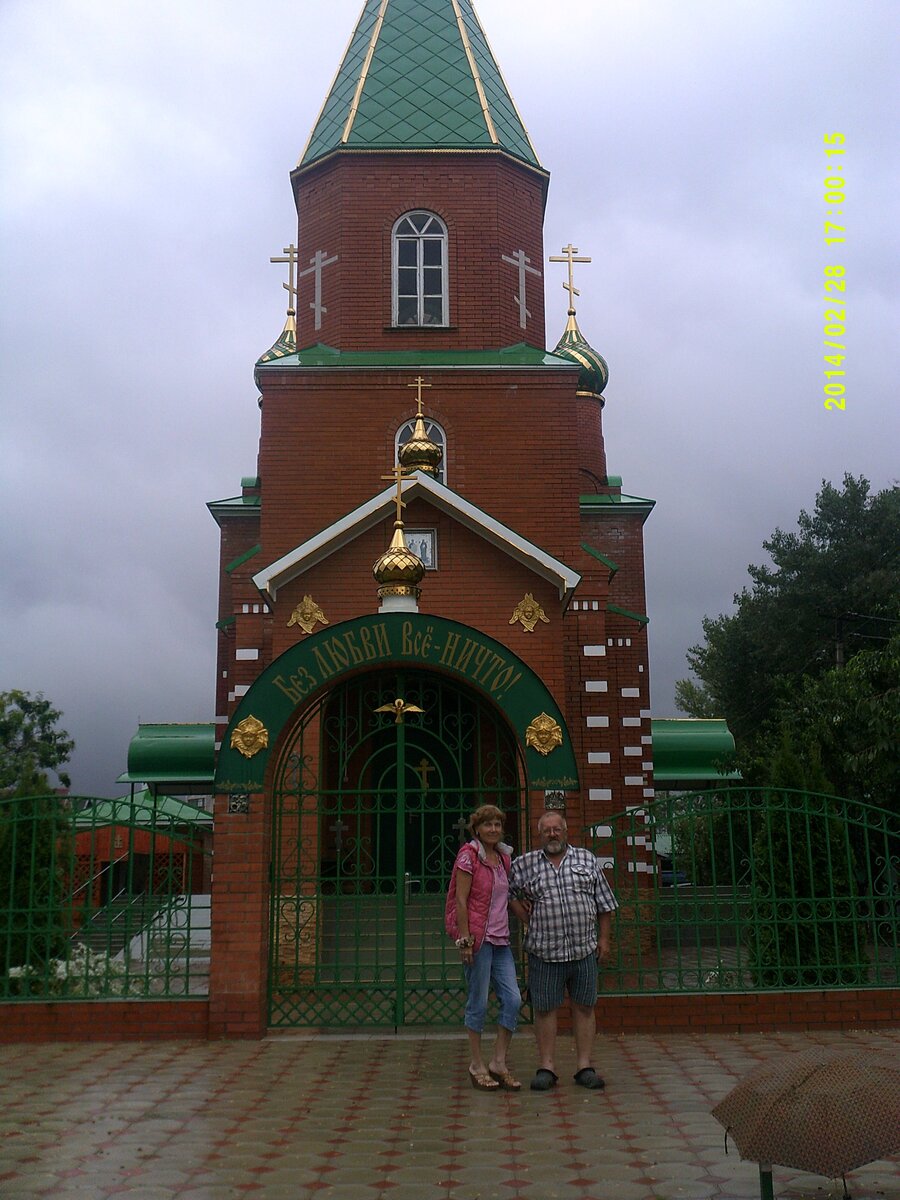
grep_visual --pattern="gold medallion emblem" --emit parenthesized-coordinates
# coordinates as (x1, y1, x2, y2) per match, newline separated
(525, 712, 563, 756)
(287, 595, 329, 634)
(509, 592, 550, 633)
(231, 715, 269, 758)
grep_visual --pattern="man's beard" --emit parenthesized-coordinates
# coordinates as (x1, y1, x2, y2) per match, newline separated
(545, 836, 565, 853)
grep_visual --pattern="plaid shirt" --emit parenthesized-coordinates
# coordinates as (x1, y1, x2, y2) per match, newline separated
(510, 845, 618, 962)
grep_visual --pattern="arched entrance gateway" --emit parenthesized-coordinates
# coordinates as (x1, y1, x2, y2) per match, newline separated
(214, 614, 579, 1030)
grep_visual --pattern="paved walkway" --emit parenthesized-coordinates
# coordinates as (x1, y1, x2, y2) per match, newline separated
(1, 1029, 898, 1200)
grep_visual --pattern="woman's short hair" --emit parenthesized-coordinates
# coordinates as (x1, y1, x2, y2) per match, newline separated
(468, 804, 505, 834)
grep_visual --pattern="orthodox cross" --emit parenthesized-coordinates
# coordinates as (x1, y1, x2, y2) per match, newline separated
(270, 244, 299, 312)
(299, 248, 339, 330)
(501, 248, 542, 329)
(453, 815, 470, 844)
(549, 243, 592, 313)
(381, 461, 413, 523)
(413, 757, 435, 794)
(329, 817, 348, 852)
(407, 375, 431, 416)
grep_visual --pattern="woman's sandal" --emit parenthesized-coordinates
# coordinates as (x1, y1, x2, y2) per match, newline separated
(469, 1067, 500, 1090)
(489, 1067, 522, 1091)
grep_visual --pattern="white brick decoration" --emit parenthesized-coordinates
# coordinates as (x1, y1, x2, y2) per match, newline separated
(586, 716, 609, 727)
(642, 761, 653, 771)
(236, 648, 260, 661)
(621, 687, 640, 697)
(587, 752, 611, 764)
(583, 645, 607, 656)
(622, 717, 641, 727)
(234, 684, 250, 697)
(643, 788, 656, 798)
(641, 735, 653, 744)
(624, 746, 642, 756)
(585, 680, 608, 692)
(640, 708, 652, 718)
(625, 775, 644, 785)
(589, 788, 612, 801)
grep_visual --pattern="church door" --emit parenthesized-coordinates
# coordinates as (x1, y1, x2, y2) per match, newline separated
(268, 668, 525, 1028)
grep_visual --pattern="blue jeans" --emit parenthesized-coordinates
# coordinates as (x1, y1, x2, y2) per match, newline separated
(463, 942, 521, 1034)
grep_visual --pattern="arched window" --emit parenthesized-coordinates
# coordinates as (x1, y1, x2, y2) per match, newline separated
(392, 211, 448, 326)
(395, 417, 447, 485)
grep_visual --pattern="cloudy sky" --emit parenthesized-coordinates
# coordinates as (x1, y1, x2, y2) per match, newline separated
(1, 0, 896, 797)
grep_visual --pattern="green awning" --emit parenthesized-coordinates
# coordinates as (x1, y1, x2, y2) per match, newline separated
(117, 723, 215, 785)
(650, 718, 740, 784)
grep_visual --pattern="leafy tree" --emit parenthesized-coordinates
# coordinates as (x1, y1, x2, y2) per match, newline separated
(746, 735, 866, 988)
(0, 690, 75, 796)
(0, 763, 73, 986)
(678, 475, 900, 773)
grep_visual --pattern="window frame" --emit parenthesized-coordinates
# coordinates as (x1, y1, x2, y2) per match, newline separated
(391, 210, 449, 328)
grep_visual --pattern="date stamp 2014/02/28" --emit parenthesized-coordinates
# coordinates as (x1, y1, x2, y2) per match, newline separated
(823, 133, 847, 410)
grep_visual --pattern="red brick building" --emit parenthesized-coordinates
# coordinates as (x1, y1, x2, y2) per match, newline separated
(207, 0, 656, 1037)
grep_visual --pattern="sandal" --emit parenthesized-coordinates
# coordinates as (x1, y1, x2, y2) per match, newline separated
(573, 1067, 605, 1090)
(489, 1067, 522, 1091)
(469, 1067, 500, 1090)
(529, 1068, 559, 1091)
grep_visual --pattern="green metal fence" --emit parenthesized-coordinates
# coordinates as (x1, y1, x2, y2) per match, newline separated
(0, 793, 212, 1001)
(591, 788, 898, 993)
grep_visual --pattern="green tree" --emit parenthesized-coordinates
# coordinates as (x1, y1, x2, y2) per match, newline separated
(678, 475, 900, 762)
(0, 763, 73, 985)
(0, 690, 75, 796)
(746, 735, 866, 988)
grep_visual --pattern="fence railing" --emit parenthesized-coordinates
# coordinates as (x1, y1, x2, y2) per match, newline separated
(590, 788, 898, 994)
(1, 794, 211, 1001)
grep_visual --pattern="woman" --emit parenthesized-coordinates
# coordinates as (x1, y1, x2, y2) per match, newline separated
(445, 804, 522, 1090)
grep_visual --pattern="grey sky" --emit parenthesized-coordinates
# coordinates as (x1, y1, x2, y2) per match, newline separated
(1, 0, 897, 796)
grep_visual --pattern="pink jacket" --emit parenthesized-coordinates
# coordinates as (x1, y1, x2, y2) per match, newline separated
(444, 839, 513, 952)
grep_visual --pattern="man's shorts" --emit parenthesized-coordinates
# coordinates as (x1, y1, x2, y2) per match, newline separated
(527, 952, 597, 1011)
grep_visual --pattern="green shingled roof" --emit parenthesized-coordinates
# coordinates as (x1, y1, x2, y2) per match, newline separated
(300, 0, 540, 169)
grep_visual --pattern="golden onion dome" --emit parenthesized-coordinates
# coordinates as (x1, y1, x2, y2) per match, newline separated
(373, 522, 425, 596)
(398, 414, 443, 475)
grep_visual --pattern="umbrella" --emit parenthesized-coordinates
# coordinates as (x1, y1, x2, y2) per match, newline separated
(712, 1045, 900, 1199)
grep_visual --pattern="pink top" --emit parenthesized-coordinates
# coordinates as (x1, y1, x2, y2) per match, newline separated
(484, 859, 511, 945)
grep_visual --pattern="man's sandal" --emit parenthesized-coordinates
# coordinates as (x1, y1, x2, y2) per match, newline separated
(489, 1067, 522, 1091)
(573, 1067, 605, 1090)
(529, 1068, 559, 1091)
(469, 1067, 500, 1090)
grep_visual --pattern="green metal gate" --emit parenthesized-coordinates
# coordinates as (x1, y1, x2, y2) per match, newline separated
(268, 668, 526, 1028)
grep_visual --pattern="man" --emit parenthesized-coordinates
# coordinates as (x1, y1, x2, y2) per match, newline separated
(510, 810, 618, 1091)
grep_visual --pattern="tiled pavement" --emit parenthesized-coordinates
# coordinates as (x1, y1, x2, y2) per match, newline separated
(1, 1029, 898, 1200)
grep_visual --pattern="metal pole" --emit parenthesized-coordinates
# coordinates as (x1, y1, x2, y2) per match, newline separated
(759, 1163, 775, 1200)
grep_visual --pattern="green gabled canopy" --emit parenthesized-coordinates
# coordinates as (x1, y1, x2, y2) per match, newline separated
(300, 0, 540, 169)
(75, 789, 212, 830)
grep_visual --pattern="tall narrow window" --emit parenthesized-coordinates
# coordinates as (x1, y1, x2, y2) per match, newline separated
(392, 211, 448, 326)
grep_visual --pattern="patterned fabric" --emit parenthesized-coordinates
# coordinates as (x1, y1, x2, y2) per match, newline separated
(510, 846, 618, 962)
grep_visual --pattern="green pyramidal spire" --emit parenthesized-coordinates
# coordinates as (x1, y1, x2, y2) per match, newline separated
(299, 0, 540, 169)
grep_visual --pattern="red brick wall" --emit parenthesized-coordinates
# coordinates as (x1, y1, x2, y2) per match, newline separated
(0, 1001, 209, 1042)
(290, 152, 548, 351)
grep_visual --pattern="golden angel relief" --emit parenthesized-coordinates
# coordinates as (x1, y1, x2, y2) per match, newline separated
(230, 715, 269, 759)
(287, 594, 329, 634)
(525, 712, 563, 756)
(509, 592, 550, 633)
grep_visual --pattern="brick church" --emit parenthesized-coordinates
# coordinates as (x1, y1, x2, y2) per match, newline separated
(205, 0, 656, 1036)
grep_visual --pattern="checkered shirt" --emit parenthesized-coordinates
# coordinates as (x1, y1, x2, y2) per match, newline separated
(510, 845, 618, 962)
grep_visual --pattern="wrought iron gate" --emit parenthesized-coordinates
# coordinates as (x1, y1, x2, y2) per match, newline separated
(268, 669, 525, 1027)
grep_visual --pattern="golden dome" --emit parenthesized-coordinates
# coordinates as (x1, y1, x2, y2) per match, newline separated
(373, 522, 425, 598)
(398, 413, 443, 475)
